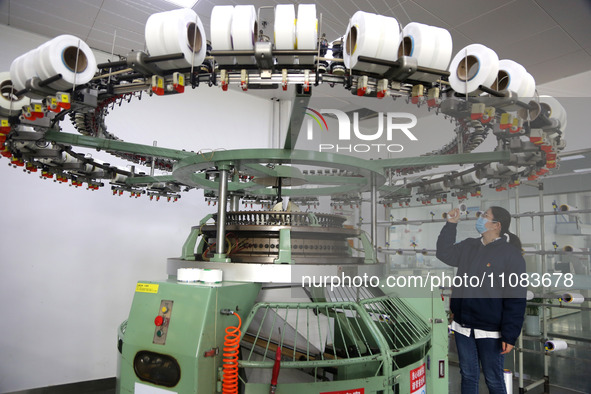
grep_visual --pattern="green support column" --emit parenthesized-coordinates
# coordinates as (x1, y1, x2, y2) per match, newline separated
(274, 228, 293, 264)
(359, 231, 377, 264)
(211, 165, 231, 263)
(181, 228, 199, 260)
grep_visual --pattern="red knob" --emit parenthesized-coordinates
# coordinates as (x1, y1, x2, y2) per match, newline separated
(154, 316, 164, 326)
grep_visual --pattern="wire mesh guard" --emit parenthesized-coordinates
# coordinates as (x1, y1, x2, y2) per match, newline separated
(239, 287, 431, 385)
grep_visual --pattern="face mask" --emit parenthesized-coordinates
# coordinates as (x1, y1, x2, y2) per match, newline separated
(476, 216, 489, 234)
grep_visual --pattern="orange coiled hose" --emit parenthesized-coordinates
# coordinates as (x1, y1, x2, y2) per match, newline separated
(222, 312, 242, 394)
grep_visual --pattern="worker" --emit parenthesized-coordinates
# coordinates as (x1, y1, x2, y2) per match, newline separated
(436, 206, 526, 394)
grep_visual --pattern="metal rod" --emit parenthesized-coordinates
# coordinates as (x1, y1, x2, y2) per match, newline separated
(211, 49, 318, 56)
(215, 168, 229, 255)
(15, 74, 64, 96)
(356, 55, 451, 77)
(379, 208, 591, 226)
(150, 141, 157, 177)
(97, 59, 127, 69)
(538, 182, 550, 381)
(379, 248, 591, 256)
(230, 195, 240, 211)
(477, 84, 505, 97)
(545, 331, 591, 344)
(39, 73, 63, 87)
(515, 186, 525, 392)
(527, 302, 591, 309)
(144, 52, 185, 63)
(416, 65, 451, 77)
(513, 209, 591, 217)
(406, 165, 481, 188)
(371, 173, 378, 257)
(379, 248, 434, 255)
(514, 100, 538, 111)
(378, 217, 473, 226)
(97, 52, 185, 69)
(92, 67, 134, 81)
(239, 354, 385, 369)
(524, 377, 545, 392)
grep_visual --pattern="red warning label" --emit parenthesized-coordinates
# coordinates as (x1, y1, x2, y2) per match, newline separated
(410, 363, 426, 394)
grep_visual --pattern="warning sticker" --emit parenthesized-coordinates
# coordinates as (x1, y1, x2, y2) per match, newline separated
(320, 389, 364, 394)
(410, 363, 426, 394)
(136, 283, 159, 294)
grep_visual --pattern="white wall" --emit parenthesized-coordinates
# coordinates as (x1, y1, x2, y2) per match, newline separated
(0, 24, 273, 392)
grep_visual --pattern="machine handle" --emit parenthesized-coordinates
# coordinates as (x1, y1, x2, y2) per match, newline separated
(270, 346, 282, 393)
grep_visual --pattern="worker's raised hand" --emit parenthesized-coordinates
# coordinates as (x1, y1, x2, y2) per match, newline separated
(447, 208, 460, 223)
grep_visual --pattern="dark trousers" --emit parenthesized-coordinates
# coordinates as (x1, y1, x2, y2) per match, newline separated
(455, 331, 507, 394)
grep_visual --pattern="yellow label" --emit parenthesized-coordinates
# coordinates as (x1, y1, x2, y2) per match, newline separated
(1, 119, 8, 127)
(178, 74, 184, 85)
(51, 97, 58, 106)
(158, 77, 164, 88)
(60, 93, 70, 103)
(136, 283, 159, 293)
(33, 104, 43, 112)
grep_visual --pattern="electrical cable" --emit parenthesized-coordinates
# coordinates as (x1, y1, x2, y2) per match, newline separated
(222, 312, 242, 394)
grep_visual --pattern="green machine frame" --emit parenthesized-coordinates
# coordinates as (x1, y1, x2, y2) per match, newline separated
(117, 207, 449, 394)
(117, 280, 447, 394)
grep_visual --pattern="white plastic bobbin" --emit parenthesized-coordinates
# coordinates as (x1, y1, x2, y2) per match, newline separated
(177, 268, 202, 283)
(200, 269, 223, 284)
(545, 339, 568, 352)
(560, 292, 584, 304)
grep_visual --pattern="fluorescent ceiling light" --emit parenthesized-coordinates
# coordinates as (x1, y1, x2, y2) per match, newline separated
(561, 154, 585, 161)
(164, 0, 198, 8)
(573, 168, 591, 173)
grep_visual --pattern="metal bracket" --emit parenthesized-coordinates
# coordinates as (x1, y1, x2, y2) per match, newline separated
(254, 42, 274, 72)
(381, 56, 418, 81)
(23, 77, 60, 99)
(283, 85, 312, 150)
(203, 347, 219, 358)
(79, 87, 99, 108)
(126, 51, 162, 76)
(181, 227, 200, 261)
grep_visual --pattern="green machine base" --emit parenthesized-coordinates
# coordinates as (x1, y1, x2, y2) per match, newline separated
(117, 279, 448, 394)
(117, 212, 448, 394)
(117, 280, 261, 393)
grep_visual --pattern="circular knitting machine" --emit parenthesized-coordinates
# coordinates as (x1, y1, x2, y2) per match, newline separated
(1, 4, 567, 394)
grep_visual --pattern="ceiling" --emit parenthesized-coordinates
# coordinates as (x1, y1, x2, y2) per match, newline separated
(1, 0, 591, 85)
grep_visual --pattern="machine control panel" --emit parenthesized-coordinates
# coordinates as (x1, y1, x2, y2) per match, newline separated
(153, 300, 173, 345)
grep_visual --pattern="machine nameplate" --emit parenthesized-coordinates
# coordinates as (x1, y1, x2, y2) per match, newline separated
(136, 283, 159, 293)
